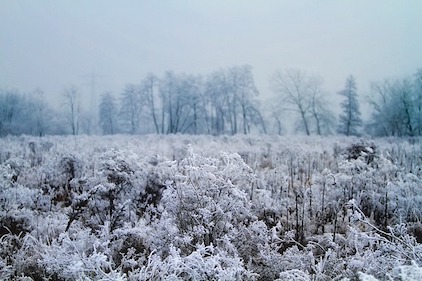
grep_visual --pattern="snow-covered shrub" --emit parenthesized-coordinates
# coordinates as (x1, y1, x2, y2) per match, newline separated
(109, 227, 150, 275)
(343, 140, 376, 164)
(160, 146, 254, 251)
(36, 231, 126, 280)
(390, 261, 422, 280)
(232, 220, 280, 279)
(0, 174, 40, 237)
(135, 244, 255, 280)
(276, 269, 310, 281)
(43, 154, 85, 206)
(0, 233, 24, 280)
(340, 206, 422, 279)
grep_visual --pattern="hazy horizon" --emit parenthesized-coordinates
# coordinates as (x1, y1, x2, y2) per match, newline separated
(1, 1, 422, 111)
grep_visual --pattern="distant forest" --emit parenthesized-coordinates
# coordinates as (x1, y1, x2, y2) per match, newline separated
(1, 66, 421, 137)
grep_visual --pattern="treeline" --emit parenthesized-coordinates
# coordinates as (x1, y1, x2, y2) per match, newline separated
(368, 69, 422, 136)
(0, 88, 62, 137)
(100, 65, 265, 135)
(1, 65, 421, 137)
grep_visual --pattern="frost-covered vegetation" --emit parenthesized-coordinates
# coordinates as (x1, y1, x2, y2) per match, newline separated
(0, 135, 421, 280)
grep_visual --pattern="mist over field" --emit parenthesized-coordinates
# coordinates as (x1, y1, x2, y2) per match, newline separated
(1, 1, 422, 137)
(1, 1, 422, 280)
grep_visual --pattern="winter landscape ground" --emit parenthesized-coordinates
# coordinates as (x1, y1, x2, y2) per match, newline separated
(0, 134, 421, 280)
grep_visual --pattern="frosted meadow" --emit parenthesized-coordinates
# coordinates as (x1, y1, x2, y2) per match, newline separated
(2, 2, 422, 280)
(0, 134, 421, 280)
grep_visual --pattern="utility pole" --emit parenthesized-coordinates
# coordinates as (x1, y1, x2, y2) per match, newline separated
(90, 72, 97, 131)
(81, 71, 103, 135)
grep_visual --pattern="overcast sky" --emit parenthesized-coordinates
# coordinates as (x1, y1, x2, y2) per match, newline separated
(1, 1, 421, 108)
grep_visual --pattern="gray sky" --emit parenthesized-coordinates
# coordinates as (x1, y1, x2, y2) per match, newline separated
(1, 0, 421, 108)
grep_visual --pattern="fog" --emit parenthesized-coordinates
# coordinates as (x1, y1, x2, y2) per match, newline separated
(1, 1, 422, 135)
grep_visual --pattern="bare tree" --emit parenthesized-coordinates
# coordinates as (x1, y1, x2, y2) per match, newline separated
(158, 72, 207, 134)
(180, 74, 205, 134)
(204, 65, 264, 135)
(31, 88, 50, 136)
(174, 74, 203, 134)
(368, 80, 392, 136)
(227, 65, 261, 134)
(309, 79, 335, 135)
(0, 89, 22, 136)
(119, 84, 141, 134)
(63, 86, 80, 136)
(368, 78, 418, 137)
(141, 74, 161, 134)
(413, 69, 422, 135)
(395, 79, 415, 136)
(271, 69, 313, 135)
(99, 92, 118, 135)
(271, 112, 284, 135)
(159, 71, 176, 134)
(0, 88, 58, 136)
(205, 70, 228, 135)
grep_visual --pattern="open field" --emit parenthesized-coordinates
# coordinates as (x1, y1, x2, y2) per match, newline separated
(0, 135, 421, 280)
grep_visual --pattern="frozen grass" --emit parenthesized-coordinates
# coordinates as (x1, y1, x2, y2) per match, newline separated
(0, 134, 421, 280)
